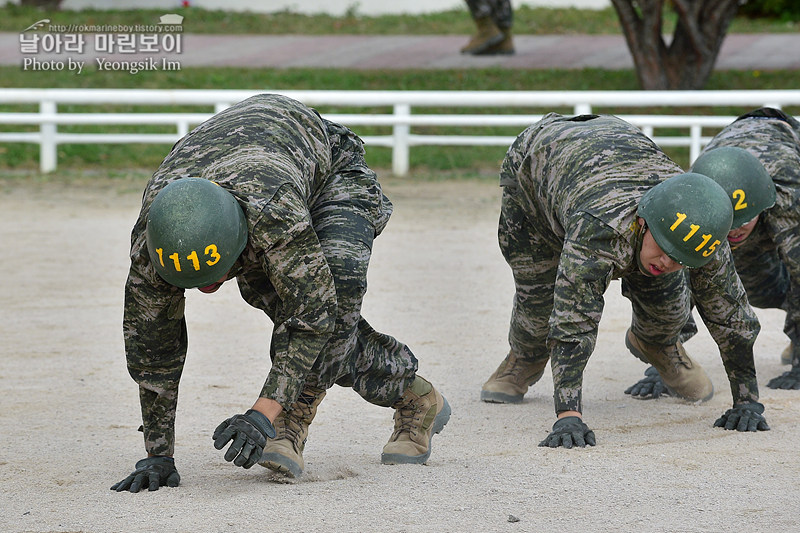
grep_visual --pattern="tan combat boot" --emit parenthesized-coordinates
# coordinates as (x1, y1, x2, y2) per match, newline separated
(781, 342, 795, 365)
(381, 376, 451, 465)
(480, 351, 547, 403)
(625, 329, 714, 402)
(258, 386, 326, 478)
(483, 30, 515, 55)
(460, 16, 504, 55)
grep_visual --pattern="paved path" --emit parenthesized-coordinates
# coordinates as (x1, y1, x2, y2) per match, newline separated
(2, 32, 799, 70)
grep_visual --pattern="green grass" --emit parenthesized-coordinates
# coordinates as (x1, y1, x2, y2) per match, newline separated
(1, 4, 799, 177)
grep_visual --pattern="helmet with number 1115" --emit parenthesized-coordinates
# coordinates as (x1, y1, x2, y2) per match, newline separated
(690, 146, 776, 228)
(146, 178, 248, 288)
(637, 172, 734, 268)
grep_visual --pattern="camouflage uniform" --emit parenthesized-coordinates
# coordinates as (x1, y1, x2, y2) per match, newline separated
(499, 113, 760, 415)
(123, 94, 418, 457)
(701, 108, 800, 370)
(465, 0, 513, 30)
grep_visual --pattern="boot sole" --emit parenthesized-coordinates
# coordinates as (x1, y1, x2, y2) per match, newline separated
(380, 397, 451, 465)
(480, 390, 524, 403)
(259, 453, 303, 478)
(625, 331, 714, 402)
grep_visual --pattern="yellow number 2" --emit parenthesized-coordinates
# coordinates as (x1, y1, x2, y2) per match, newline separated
(732, 189, 748, 211)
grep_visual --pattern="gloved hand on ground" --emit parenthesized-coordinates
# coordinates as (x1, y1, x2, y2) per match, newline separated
(111, 456, 180, 493)
(714, 402, 770, 432)
(624, 365, 672, 399)
(538, 416, 596, 449)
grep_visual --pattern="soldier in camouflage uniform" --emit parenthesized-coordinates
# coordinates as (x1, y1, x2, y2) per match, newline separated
(111, 94, 450, 493)
(460, 0, 515, 55)
(626, 107, 800, 398)
(481, 113, 770, 449)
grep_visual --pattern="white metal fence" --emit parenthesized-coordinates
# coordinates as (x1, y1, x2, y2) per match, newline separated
(2, 88, 800, 175)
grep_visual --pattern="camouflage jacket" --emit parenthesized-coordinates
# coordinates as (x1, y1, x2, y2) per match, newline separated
(503, 113, 760, 414)
(123, 94, 384, 456)
(702, 108, 800, 345)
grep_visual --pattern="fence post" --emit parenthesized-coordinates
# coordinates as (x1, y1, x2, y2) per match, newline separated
(40, 99, 57, 173)
(392, 103, 410, 177)
(574, 103, 592, 115)
(689, 124, 702, 163)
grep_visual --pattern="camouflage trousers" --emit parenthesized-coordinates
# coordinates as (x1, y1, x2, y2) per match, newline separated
(732, 231, 796, 348)
(242, 129, 418, 408)
(499, 188, 691, 368)
(733, 236, 789, 311)
(465, 0, 513, 29)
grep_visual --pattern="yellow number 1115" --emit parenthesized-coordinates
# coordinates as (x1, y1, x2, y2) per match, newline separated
(669, 212, 721, 258)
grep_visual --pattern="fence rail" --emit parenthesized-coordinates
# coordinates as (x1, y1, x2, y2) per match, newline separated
(2, 88, 800, 175)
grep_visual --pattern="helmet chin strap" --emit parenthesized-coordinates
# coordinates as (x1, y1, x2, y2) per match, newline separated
(633, 218, 654, 277)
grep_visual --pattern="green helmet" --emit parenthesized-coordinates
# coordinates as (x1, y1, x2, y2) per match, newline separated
(690, 146, 776, 228)
(146, 178, 248, 288)
(637, 172, 733, 268)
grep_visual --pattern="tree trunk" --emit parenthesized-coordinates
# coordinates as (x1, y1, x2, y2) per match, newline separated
(611, 0, 740, 90)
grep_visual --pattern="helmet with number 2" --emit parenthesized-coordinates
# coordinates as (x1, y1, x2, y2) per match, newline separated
(637, 172, 733, 269)
(690, 146, 776, 228)
(146, 178, 248, 289)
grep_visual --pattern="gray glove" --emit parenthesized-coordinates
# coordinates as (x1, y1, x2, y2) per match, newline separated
(213, 409, 276, 469)
(714, 401, 770, 432)
(624, 365, 672, 399)
(110, 456, 180, 493)
(538, 416, 596, 449)
(766, 367, 800, 390)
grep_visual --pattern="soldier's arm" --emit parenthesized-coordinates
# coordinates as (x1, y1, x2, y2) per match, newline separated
(549, 214, 622, 415)
(690, 243, 761, 405)
(123, 231, 188, 457)
(251, 186, 337, 409)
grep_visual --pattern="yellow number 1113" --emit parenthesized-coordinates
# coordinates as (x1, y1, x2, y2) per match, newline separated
(155, 244, 222, 272)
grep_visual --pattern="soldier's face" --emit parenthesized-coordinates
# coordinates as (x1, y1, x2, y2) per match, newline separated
(198, 274, 228, 294)
(727, 215, 759, 245)
(638, 219, 683, 276)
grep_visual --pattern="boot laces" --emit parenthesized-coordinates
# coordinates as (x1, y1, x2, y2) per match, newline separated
(499, 355, 537, 382)
(498, 356, 522, 378)
(393, 403, 423, 438)
(277, 397, 316, 448)
(665, 344, 689, 368)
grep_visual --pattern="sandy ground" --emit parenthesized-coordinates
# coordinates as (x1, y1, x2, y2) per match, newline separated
(1, 175, 798, 533)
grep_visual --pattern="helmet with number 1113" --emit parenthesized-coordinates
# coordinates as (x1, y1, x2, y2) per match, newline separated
(146, 178, 248, 288)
